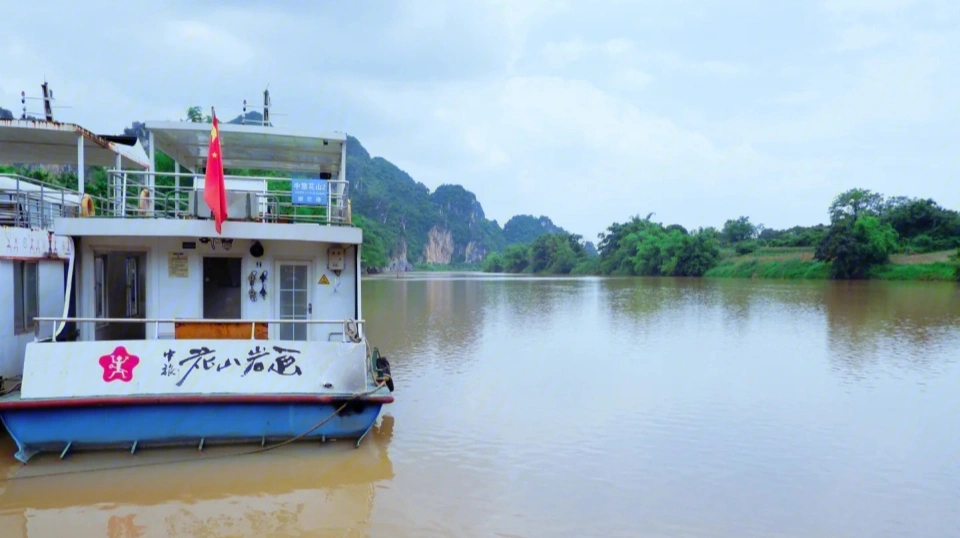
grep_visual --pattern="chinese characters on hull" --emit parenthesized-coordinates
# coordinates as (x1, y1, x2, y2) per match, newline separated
(160, 345, 304, 386)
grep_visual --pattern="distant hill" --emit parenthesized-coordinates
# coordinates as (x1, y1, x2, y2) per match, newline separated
(345, 136, 505, 270)
(503, 215, 568, 245)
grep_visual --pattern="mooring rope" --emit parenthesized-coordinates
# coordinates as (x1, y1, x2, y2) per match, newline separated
(0, 377, 389, 483)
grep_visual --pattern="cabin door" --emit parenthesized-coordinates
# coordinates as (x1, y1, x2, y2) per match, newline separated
(277, 261, 310, 341)
(93, 250, 146, 341)
(203, 257, 242, 320)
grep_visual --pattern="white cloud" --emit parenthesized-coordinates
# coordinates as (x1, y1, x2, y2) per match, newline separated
(162, 20, 260, 68)
(822, 0, 924, 15)
(772, 91, 822, 105)
(836, 25, 893, 51)
(609, 68, 654, 92)
(345, 74, 810, 235)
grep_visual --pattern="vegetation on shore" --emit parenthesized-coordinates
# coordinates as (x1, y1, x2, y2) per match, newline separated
(482, 188, 960, 282)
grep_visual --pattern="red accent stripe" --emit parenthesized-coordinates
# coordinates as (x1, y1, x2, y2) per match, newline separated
(0, 394, 394, 410)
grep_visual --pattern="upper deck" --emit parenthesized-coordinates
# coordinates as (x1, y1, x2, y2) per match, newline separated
(0, 118, 150, 231)
(62, 120, 358, 243)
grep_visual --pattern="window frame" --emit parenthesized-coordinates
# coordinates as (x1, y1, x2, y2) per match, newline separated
(13, 260, 39, 335)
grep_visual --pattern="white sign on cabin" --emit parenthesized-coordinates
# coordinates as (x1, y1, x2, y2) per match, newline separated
(167, 251, 189, 277)
(1, 227, 73, 260)
(20, 340, 369, 399)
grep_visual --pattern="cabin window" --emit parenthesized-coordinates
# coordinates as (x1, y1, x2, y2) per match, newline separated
(13, 261, 39, 334)
(278, 262, 309, 341)
(125, 256, 140, 317)
(94, 254, 107, 322)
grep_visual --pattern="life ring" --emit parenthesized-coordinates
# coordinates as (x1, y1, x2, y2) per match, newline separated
(80, 194, 95, 217)
(138, 188, 151, 215)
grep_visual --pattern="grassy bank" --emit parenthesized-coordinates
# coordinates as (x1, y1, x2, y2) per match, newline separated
(704, 248, 957, 281)
(413, 262, 483, 272)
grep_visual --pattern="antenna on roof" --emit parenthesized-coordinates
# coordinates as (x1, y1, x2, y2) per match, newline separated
(240, 86, 283, 126)
(263, 85, 271, 127)
(20, 81, 71, 120)
(42, 81, 53, 121)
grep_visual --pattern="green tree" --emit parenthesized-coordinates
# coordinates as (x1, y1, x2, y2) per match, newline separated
(828, 188, 884, 223)
(814, 216, 899, 279)
(721, 216, 757, 244)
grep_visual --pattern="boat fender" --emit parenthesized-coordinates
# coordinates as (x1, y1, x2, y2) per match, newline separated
(80, 194, 95, 217)
(375, 355, 394, 392)
(345, 321, 362, 343)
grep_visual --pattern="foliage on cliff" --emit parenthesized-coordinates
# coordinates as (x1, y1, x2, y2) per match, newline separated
(345, 137, 508, 268)
(502, 215, 567, 245)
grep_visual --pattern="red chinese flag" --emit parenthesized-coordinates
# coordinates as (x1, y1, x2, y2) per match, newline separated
(203, 113, 228, 234)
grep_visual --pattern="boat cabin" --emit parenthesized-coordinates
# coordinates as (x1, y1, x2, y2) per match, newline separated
(45, 120, 363, 346)
(0, 119, 150, 378)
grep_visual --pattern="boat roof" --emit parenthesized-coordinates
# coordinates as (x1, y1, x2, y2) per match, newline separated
(0, 119, 150, 169)
(144, 121, 346, 176)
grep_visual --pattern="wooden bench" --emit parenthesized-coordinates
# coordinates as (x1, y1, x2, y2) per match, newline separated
(174, 321, 268, 340)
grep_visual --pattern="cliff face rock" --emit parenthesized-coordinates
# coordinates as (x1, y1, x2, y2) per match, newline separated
(341, 137, 566, 270)
(464, 241, 486, 263)
(428, 184, 503, 264)
(424, 226, 454, 264)
(386, 237, 413, 272)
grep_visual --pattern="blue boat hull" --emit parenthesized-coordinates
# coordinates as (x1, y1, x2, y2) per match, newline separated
(0, 400, 384, 463)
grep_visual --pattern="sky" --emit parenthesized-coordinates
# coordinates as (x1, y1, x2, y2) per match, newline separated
(2, 0, 959, 240)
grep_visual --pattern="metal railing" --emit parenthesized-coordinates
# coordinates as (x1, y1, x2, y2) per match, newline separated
(34, 317, 366, 343)
(0, 173, 81, 229)
(90, 170, 352, 225)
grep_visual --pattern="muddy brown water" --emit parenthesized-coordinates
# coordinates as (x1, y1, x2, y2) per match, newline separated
(1, 274, 959, 537)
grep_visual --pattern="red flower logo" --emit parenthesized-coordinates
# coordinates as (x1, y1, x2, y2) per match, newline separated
(98, 346, 140, 383)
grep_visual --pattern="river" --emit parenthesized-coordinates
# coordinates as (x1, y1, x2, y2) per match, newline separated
(1, 274, 959, 537)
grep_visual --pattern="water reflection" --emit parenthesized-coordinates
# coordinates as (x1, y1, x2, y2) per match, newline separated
(823, 281, 960, 380)
(364, 275, 490, 374)
(0, 415, 395, 538)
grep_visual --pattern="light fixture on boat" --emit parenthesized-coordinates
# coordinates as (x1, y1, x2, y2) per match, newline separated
(221, 238, 233, 251)
(259, 270, 268, 299)
(249, 240, 264, 258)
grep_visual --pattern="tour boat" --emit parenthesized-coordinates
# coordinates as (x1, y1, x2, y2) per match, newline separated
(0, 104, 395, 463)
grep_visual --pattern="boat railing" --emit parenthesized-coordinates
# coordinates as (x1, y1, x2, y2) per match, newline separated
(34, 317, 366, 343)
(82, 169, 353, 226)
(0, 173, 82, 229)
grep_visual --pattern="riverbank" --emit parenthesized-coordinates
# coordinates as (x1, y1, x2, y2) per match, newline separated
(704, 248, 957, 281)
(413, 262, 483, 272)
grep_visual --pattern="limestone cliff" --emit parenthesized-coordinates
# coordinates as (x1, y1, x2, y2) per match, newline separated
(424, 226, 454, 265)
(464, 241, 486, 264)
(386, 237, 414, 272)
